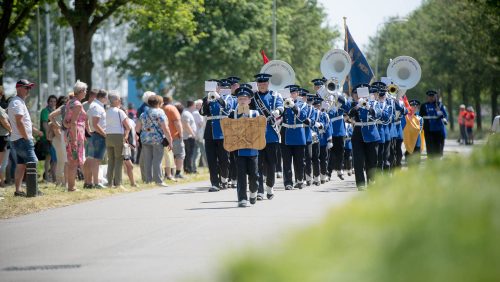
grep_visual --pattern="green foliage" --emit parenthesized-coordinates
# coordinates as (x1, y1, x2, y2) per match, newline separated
(216, 136, 500, 282)
(366, 0, 500, 129)
(121, 0, 338, 100)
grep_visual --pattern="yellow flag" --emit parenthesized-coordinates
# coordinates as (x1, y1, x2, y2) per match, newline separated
(403, 115, 422, 154)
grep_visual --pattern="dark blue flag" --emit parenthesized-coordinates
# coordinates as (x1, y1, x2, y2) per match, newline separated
(343, 25, 374, 93)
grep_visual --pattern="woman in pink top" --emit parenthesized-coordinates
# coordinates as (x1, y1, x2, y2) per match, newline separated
(64, 81, 88, 192)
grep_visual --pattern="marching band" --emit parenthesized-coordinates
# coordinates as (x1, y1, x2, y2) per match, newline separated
(200, 50, 447, 206)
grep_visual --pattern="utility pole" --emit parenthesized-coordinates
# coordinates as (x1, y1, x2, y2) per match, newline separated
(45, 3, 54, 98)
(272, 0, 277, 60)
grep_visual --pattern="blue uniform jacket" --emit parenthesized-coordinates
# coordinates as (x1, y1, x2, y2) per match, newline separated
(327, 96, 351, 137)
(420, 102, 448, 137)
(304, 104, 318, 144)
(251, 90, 284, 143)
(317, 111, 332, 146)
(375, 100, 392, 143)
(344, 123, 353, 150)
(390, 98, 406, 140)
(281, 100, 308, 146)
(200, 94, 233, 140)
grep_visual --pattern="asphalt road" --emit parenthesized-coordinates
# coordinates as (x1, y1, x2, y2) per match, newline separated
(0, 174, 358, 282)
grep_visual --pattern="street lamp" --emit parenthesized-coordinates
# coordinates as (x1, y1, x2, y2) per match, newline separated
(375, 17, 408, 80)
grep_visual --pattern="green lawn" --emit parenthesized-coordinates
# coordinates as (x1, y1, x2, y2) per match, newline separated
(216, 135, 500, 282)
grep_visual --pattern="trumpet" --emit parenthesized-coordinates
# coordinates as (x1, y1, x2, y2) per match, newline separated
(284, 98, 295, 108)
(387, 84, 399, 95)
(358, 98, 368, 108)
(207, 91, 219, 102)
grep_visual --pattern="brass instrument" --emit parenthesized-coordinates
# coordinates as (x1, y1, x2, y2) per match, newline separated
(284, 98, 295, 108)
(386, 56, 421, 99)
(207, 91, 218, 102)
(319, 49, 352, 111)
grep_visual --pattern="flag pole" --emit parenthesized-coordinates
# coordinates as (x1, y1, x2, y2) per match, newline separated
(343, 17, 351, 95)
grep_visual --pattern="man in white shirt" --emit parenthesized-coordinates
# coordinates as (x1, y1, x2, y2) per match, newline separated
(83, 89, 108, 188)
(8, 79, 42, 197)
(191, 99, 207, 168)
(183, 101, 197, 173)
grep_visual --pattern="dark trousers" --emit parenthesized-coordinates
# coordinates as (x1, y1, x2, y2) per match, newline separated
(183, 138, 196, 173)
(343, 149, 352, 171)
(319, 145, 329, 175)
(459, 124, 468, 143)
(281, 144, 305, 187)
(394, 139, 403, 167)
(377, 141, 391, 171)
(303, 143, 313, 180)
(328, 136, 345, 173)
(237, 156, 258, 202)
(424, 130, 445, 158)
(312, 142, 320, 177)
(258, 142, 278, 193)
(276, 145, 282, 172)
(205, 139, 229, 187)
(229, 151, 238, 181)
(352, 131, 378, 188)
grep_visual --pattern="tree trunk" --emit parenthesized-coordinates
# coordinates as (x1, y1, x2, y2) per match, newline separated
(0, 39, 5, 86)
(492, 79, 499, 124)
(473, 89, 482, 130)
(445, 84, 453, 131)
(461, 83, 468, 106)
(71, 24, 94, 93)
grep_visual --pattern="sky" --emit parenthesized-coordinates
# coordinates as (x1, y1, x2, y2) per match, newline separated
(317, 0, 423, 52)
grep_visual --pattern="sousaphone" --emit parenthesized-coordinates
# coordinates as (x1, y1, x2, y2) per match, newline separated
(260, 60, 296, 91)
(386, 56, 421, 97)
(319, 49, 351, 109)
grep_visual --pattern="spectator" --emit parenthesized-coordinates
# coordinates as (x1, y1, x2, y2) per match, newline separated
(84, 89, 108, 188)
(192, 99, 207, 168)
(82, 89, 98, 181)
(180, 101, 197, 173)
(465, 106, 475, 145)
(49, 95, 69, 187)
(40, 95, 58, 181)
(163, 96, 184, 179)
(138, 91, 155, 178)
(136, 95, 172, 186)
(0, 97, 12, 187)
(0, 85, 8, 109)
(457, 104, 467, 145)
(64, 81, 88, 192)
(122, 107, 138, 187)
(8, 79, 41, 196)
(105, 91, 130, 188)
(127, 103, 137, 120)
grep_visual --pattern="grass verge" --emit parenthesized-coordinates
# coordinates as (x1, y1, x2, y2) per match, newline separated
(0, 167, 209, 219)
(215, 135, 500, 282)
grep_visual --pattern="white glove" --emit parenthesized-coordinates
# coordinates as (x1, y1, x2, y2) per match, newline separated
(437, 111, 443, 117)
(272, 109, 281, 117)
(314, 122, 323, 129)
(327, 142, 333, 150)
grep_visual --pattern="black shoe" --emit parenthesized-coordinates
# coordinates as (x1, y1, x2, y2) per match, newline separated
(231, 183, 237, 189)
(298, 183, 304, 189)
(256, 194, 264, 201)
(14, 191, 26, 197)
(249, 197, 257, 205)
(338, 174, 344, 180)
(208, 186, 220, 192)
(220, 182, 228, 190)
(294, 183, 300, 188)
(83, 183, 93, 189)
(306, 181, 311, 186)
(238, 200, 249, 207)
(285, 185, 293, 190)
(175, 174, 185, 179)
(267, 193, 274, 200)
(320, 180, 326, 184)
(313, 181, 320, 186)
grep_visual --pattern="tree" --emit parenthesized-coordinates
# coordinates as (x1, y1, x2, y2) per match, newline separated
(121, 0, 338, 100)
(0, 0, 43, 85)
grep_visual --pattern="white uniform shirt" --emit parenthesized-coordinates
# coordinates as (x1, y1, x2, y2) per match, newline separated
(8, 96, 33, 141)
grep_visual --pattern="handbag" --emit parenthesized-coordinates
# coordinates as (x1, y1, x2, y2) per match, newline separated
(147, 111, 169, 147)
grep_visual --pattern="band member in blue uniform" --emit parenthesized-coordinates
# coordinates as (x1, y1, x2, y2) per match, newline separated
(281, 84, 309, 190)
(300, 88, 317, 186)
(348, 84, 381, 189)
(343, 118, 354, 176)
(419, 90, 448, 158)
(371, 81, 393, 172)
(326, 87, 351, 180)
(229, 87, 260, 207)
(200, 79, 232, 192)
(227, 76, 241, 188)
(311, 95, 329, 186)
(311, 78, 332, 184)
(249, 73, 284, 200)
